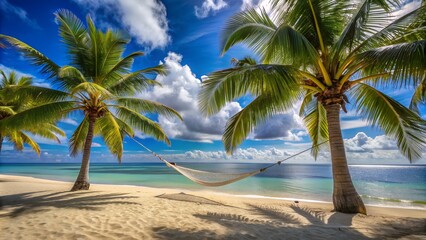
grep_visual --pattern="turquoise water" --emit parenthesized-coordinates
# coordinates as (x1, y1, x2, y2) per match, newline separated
(1, 163, 425, 208)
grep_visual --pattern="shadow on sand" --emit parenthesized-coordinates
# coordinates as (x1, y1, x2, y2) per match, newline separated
(153, 198, 426, 240)
(0, 191, 140, 218)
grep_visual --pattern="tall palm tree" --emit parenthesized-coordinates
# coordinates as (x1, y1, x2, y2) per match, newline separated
(199, 0, 426, 214)
(0, 10, 182, 191)
(0, 70, 65, 154)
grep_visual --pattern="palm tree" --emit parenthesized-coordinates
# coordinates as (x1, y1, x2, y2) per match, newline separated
(199, 1, 426, 214)
(0, 70, 65, 154)
(0, 10, 182, 191)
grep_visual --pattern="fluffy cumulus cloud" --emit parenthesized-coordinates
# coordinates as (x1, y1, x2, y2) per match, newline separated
(142, 52, 242, 142)
(251, 113, 305, 141)
(345, 132, 397, 153)
(73, 0, 170, 49)
(194, 0, 228, 19)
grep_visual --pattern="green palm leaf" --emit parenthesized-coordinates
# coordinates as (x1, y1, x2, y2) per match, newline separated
(116, 98, 182, 120)
(106, 70, 161, 95)
(199, 64, 300, 116)
(409, 78, 426, 113)
(0, 35, 60, 78)
(19, 132, 41, 155)
(115, 106, 170, 145)
(222, 8, 276, 55)
(96, 112, 124, 161)
(302, 99, 329, 158)
(223, 92, 299, 154)
(353, 83, 426, 161)
(69, 115, 89, 157)
(0, 101, 76, 131)
(55, 9, 89, 74)
(355, 40, 426, 86)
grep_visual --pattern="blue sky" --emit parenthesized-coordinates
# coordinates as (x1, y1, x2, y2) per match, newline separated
(0, 0, 425, 164)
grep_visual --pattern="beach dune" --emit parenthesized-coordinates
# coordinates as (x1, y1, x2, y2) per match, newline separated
(1, 174, 425, 239)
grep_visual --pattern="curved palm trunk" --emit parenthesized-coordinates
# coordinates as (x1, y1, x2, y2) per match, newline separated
(71, 113, 96, 191)
(325, 104, 366, 214)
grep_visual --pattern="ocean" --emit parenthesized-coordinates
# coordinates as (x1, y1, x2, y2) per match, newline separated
(1, 163, 425, 209)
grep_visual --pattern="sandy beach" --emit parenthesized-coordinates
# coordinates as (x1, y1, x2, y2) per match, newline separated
(1, 174, 425, 240)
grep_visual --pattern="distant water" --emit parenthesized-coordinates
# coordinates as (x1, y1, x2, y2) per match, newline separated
(1, 163, 425, 209)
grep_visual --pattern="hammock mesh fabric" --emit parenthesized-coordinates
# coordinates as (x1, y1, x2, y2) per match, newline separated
(164, 161, 262, 187)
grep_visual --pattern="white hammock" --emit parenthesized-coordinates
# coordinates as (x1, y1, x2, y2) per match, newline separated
(132, 138, 327, 187)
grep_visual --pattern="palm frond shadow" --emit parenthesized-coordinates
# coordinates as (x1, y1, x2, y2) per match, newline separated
(0, 190, 140, 218)
(154, 203, 425, 239)
(247, 204, 302, 224)
(155, 192, 243, 209)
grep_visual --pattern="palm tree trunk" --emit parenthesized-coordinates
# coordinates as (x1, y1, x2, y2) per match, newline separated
(325, 103, 366, 214)
(71, 113, 96, 191)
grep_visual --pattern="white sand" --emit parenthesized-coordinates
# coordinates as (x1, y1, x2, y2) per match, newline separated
(1, 174, 425, 239)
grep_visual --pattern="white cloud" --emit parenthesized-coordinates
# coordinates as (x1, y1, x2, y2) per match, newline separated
(251, 113, 304, 140)
(345, 132, 397, 153)
(73, 0, 170, 49)
(240, 0, 270, 10)
(0, 0, 38, 28)
(60, 118, 79, 126)
(92, 142, 102, 147)
(184, 146, 293, 161)
(194, 0, 228, 19)
(340, 119, 369, 130)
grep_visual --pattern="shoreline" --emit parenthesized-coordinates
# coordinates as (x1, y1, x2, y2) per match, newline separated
(1, 174, 425, 217)
(1, 174, 425, 239)
(1, 172, 425, 211)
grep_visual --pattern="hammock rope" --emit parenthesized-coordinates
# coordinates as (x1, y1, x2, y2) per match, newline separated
(132, 138, 329, 187)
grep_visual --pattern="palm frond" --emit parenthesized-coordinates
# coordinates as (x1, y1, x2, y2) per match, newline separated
(0, 106, 16, 116)
(221, 8, 276, 55)
(19, 132, 41, 155)
(115, 106, 170, 145)
(302, 99, 329, 159)
(54, 9, 89, 74)
(262, 23, 319, 66)
(355, 40, 426, 86)
(199, 64, 300, 116)
(223, 92, 299, 154)
(353, 83, 426, 161)
(352, 4, 426, 53)
(409, 78, 426, 113)
(69, 115, 89, 157)
(332, 0, 392, 59)
(274, 0, 351, 52)
(71, 82, 113, 99)
(116, 98, 183, 120)
(0, 101, 76, 131)
(26, 123, 65, 143)
(0, 35, 60, 78)
(56, 66, 87, 90)
(6, 86, 70, 103)
(96, 112, 124, 161)
(106, 70, 161, 95)
(102, 51, 145, 86)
